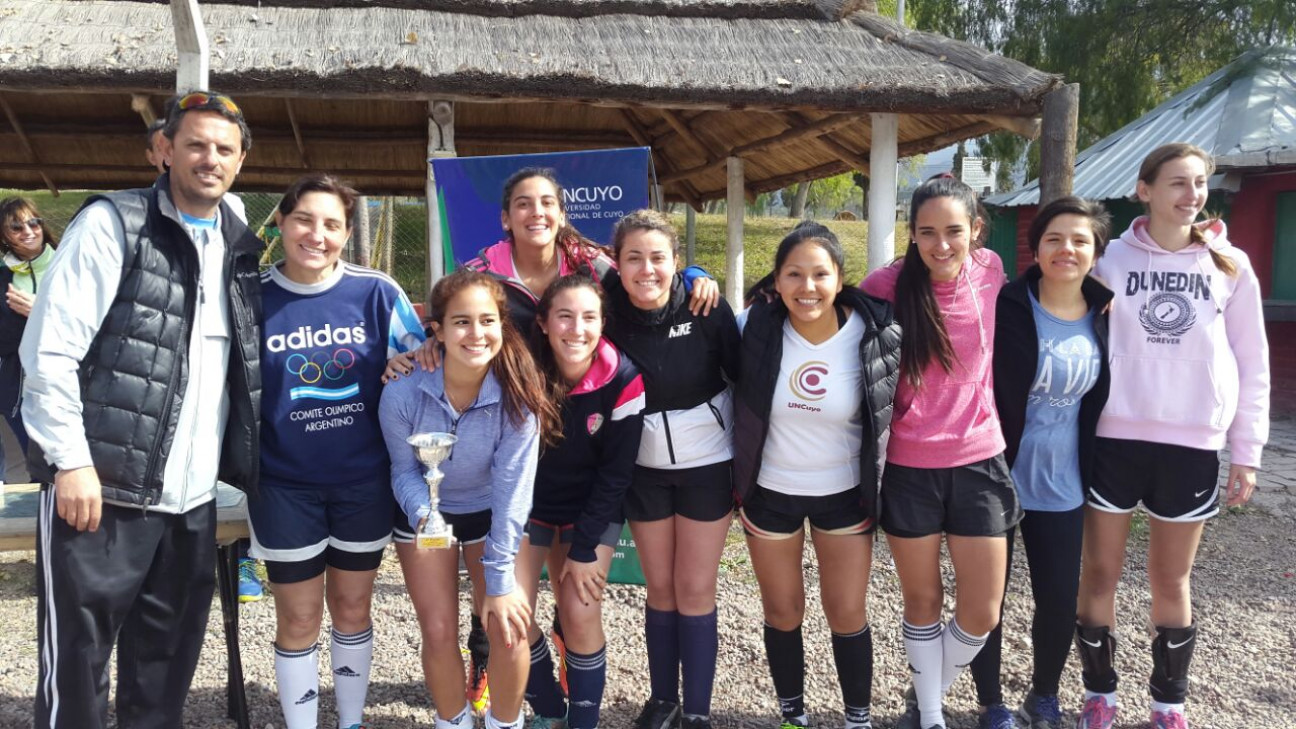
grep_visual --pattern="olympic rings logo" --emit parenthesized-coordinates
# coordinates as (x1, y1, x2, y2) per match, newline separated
(286, 348, 357, 384)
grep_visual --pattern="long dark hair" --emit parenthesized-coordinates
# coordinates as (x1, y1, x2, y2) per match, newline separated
(532, 273, 606, 408)
(501, 167, 606, 272)
(427, 270, 563, 446)
(0, 197, 58, 257)
(745, 220, 844, 305)
(895, 175, 984, 388)
(1137, 142, 1236, 277)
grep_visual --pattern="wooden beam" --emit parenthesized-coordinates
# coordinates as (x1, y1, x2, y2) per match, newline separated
(0, 94, 57, 195)
(618, 109, 703, 211)
(658, 109, 718, 162)
(169, 0, 209, 92)
(726, 157, 745, 303)
(896, 121, 1000, 158)
(284, 99, 311, 169)
(0, 161, 427, 179)
(130, 94, 158, 126)
(739, 160, 851, 197)
(977, 114, 1041, 140)
(1039, 83, 1079, 206)
(781, 112, 870, 171)
(659, 113, 862, 185)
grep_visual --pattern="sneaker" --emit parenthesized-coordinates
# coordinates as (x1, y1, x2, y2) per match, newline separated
(343, 724, 373, 729)
(978, 704, 1017, 729)
(779, 716, 809, 729)
(895, 706, 942, 729)
(633, 699, 682, 729)
(529, 715, 568, 729)
(1074, 695, 1117, 729)
(466, 650, 491, 716)
(680, 717, 711, 729)
(1150, 710, 1188, 729)
(1018, 691, 1063, 729)
(237, 558, 263, 603)
(551, 625, 569, 698)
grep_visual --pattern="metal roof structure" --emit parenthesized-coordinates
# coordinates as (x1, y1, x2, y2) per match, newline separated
(988, 46, 1296, 208)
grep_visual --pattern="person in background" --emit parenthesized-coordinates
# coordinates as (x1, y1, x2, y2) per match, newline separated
(22, 89, 263, 729)
(1072, 143, 1269, 729)
(0, 197, 56, 486)
(517, 274, 645, 729)
(733, 221, 900, 729)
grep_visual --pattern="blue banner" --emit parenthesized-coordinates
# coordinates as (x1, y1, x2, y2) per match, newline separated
(432, 147, 652, 265)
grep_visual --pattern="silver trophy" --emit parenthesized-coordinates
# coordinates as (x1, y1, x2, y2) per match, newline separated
(406, 432, 458, 549)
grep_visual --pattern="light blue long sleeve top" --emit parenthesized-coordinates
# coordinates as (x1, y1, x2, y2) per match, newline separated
(379, 366, 539, 596)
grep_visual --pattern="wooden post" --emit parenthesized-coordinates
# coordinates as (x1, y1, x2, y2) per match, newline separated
(726, 157, 745, 303)
(685, 205, 697, 266)
(867, 113, 898, 273)
(1039, 83, 1080, 206)
(427, 100, 456, 289)
(169, 0, 209, 92)
(356, 195, 372, 267)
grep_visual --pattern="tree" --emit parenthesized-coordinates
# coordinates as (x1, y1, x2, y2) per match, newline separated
(851, 172, 870, 220)
(788, 182, 810, 219)
(906, 0, 1296, 183)
(804, 174, 857, 217)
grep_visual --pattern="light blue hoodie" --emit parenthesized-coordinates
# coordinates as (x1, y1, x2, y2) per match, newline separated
(379, 366, 539, 596)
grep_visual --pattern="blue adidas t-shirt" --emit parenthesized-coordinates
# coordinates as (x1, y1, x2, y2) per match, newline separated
(260, 262, 425, 488)
(1011, 292, 1101, 511)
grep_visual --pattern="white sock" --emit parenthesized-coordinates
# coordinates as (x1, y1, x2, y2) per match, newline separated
(1085, 690, 1117, 706)
(939, 620, 988, 696)
(903, 620, 945, 728)
(331, 625, 374, 728)
(1151, 700, 1184, 715)
(275, 642, 320, 729)
(485, 707, 523, 729)
(436, 704, 472, 729)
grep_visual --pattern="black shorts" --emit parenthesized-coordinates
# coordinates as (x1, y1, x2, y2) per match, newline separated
(880, 454, 1021, 538)
(1088, 437, 1220, 521)
(393, 508, 492, 545)
(624, 461, 734, 523)
(525, 519, 622, 548)
(740, 485, 875, 539)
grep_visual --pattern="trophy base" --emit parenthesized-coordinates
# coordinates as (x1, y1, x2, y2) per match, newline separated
(416, 533, 456, 550)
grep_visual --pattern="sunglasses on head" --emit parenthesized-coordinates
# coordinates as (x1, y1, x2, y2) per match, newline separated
(176, 92, 241, 116)
(6, 219, 41, 233)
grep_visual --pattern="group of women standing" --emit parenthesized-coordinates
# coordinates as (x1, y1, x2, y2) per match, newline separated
(14, 137, 1254, 729)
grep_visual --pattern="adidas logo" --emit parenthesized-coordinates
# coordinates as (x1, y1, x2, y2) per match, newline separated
(334, 665, 360, 677)
(295, 689, 318, 705)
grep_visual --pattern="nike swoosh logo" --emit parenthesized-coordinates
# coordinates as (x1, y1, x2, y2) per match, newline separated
(1080, 638, 1103, 648)
(1167, 638, 1193, 649)
(1194, 490, 1209, 498)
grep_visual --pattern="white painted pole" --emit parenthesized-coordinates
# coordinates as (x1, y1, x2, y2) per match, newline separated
(427, 100, 456, 289)
(867, 113, 899, 272)
(897, 0, 906, 24)
(170, 0, 209, 92)
(685, 205, 697, 266)
(725, 157, 745, 303)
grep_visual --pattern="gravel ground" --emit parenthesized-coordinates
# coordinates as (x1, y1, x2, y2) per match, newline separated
(2, 419, 1294, 729)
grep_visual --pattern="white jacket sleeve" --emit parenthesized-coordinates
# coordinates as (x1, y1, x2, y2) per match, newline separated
(19, 201, 126, 472)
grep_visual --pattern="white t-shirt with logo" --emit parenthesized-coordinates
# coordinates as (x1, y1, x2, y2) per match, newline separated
(759, 311, 865, 496)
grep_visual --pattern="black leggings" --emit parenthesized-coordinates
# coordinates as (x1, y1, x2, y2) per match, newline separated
(970, 506, 1085, 704)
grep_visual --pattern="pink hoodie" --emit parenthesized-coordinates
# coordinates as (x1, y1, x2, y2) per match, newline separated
(1094, 217, 1270, 467)
(861, 248, 1007, 468)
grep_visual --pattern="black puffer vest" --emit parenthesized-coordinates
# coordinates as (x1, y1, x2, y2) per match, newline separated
(732, 286, 902, 522)
(28, 183, 264, 503)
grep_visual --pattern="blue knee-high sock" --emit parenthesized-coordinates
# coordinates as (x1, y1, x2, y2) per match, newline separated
(645, 607, 680, 703)
(565, 645, 607, 729)
(524, 635, 567, 718)
(678, 609, 718, 718)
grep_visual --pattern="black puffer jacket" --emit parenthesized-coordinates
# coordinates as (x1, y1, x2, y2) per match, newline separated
(27, 183, 264, 502)
(733, 286, 901, 521)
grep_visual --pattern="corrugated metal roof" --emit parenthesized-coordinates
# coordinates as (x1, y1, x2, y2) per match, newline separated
(988, 47, 1296, 207)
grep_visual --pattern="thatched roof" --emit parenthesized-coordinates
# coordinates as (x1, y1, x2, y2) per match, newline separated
(0, 0, 1060, 200)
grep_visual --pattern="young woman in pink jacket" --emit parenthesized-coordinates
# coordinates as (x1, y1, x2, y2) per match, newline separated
(1073, 143, 1269, 729)
(861, 176, 1020, 729)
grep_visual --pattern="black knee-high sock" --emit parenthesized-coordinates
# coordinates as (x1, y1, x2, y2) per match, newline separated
(831, 625, 873, 727)
(469, 613, 490, 670)
(762, 622, 805, 721)
(678, 609, 718, 718)
(524, 635, 567, 718)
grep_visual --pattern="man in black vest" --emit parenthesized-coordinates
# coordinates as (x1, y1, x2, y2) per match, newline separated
(20, 91, 264, 729)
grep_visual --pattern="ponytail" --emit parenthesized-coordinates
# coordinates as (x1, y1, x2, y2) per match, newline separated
(1190, 225, 1238, 277)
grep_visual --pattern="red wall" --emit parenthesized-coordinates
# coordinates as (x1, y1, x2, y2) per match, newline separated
(1014, 205, 1037, 276)
(1225, 169, 1296, 298)
(1267, 321, 1296, 415)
